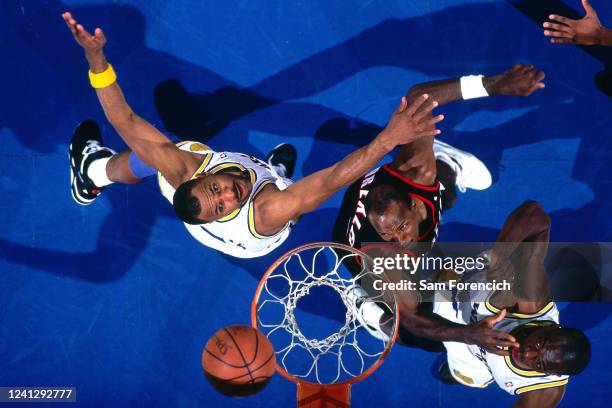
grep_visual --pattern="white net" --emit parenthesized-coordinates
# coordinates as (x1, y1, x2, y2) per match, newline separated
(253, 243, 398, 384)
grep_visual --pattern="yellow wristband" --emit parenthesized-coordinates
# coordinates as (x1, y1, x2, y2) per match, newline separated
(89, 64, 117, 88)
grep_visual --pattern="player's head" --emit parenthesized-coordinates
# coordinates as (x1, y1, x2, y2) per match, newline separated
(173, 170, 253, 224)
(512, 325, 591, 375)
(366, 185, 419, 246)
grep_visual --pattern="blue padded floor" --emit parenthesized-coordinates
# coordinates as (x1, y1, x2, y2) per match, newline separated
(1, 0, 611, 406)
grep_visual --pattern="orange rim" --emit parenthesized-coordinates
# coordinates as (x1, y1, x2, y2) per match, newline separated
(251, 242, 400, 386)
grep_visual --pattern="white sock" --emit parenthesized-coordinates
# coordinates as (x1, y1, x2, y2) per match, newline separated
(87, 156, 113, 187)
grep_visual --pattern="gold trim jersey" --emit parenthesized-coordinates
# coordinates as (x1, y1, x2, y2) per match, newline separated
(158, 141, 293, 258)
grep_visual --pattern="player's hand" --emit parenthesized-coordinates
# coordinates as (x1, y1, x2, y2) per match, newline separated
(543, 0, 604, 45)
(467, 309, 520, 356)
(485, 64, 545, 97)
(62, 12, 107, 55)
(379, 94, 444, 148)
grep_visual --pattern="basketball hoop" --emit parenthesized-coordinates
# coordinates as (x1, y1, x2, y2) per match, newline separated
(251, 242, 399, 407)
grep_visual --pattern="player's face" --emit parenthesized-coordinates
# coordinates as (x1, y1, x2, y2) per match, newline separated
(369, 200, 419, 246)
(511, 327, 565, 375)
(192, 171, 253, 222)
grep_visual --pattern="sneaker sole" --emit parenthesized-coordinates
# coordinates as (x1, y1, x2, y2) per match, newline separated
(434, 140, 492, 190)
(266, 143, 297, 178)
(69, 144, 94, 206)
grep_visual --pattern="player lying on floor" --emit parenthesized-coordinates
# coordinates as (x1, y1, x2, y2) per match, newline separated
(435, 200, 591, 407)
(62, 12, 443, 258)
(338, 64, 545, 352)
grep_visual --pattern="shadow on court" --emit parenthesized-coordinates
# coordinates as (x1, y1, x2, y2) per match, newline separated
(0, 0, 610, 325)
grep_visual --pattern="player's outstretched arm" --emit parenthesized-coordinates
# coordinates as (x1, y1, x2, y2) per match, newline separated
(400, 306, 519, 355)
(257, 95, 443, 234)
(405, 63, 546, 107)
(62, 12, 197, 188)
(390, 64, 544, 180)
(488, 201, 553, 314)
(544, 0, 612, 46)
(513, 385, 565, 408)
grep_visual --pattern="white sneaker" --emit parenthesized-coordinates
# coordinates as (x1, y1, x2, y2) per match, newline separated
(433, 139, 492, 193)
(344, 285, 391, 342)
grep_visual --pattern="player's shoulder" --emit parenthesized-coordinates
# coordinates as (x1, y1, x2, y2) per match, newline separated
(489, 352, 568, 396)
(175, 141, 215, 154)
(515, 382, 566, 406)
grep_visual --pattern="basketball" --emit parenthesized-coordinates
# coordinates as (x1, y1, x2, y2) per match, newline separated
(202, 325, 276, 397)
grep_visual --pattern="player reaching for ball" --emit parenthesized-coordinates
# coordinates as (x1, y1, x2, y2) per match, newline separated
(336, 64, 545, 354)
(333, 64, 546, 253)
(62, 12, 442, 258)
(434, 201, 591, 407)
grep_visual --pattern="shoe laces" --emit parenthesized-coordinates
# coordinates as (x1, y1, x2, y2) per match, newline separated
(82, 140, 105, 156)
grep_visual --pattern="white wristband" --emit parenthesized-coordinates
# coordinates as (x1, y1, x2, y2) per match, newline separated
(460, 75, 489, 99)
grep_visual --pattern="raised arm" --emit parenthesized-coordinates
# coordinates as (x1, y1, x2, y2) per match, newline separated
(488, 201, 553, 314)
(544, 0, 612, 46)
(405, 63, 546, 107)
(400, 303, 518, 355)
(62, 12, 199, 188)
(391, 64, 545, 178)
(256, 95, 443, 234)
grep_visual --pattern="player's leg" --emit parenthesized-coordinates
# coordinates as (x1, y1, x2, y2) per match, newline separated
(266, 143, 297, 179)
(106, 150, 147, 184)
(69, 120, 157, 205)
(436, 159, 458, 210)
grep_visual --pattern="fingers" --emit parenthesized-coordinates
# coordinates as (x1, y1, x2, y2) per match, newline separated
(527, 71, 546, 94)
(550, 37, 574, 44)
(582, 0, 596, 16)
(94, 27, 107, 42)
(519, 64, 546, 93)
(543, 22, 569, 32)
(544, 29, 573, 39)
(396, 96, 409, 114)
(62, 11, 94, 39)
(424, 114, 444, 129)
(548, 14, 574, 25)
(488, 309, 506, 326)
(531, 82, 546, 93)
(417, 128, 442, 138)
(413, 100, 438, 123)
(493, 331, 518, 347)
(406, 94, 429, 116)
(543, 22, 571, 33)
(62, 12, 77, 35)
(75, 23, 93, 38)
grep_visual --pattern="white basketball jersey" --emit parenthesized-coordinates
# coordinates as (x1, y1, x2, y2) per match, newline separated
(470, 298, 569, 395)
(158, 141, 293, 258)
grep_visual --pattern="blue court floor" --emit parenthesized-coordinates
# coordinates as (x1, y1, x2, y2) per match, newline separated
(1, 0, 611, 406)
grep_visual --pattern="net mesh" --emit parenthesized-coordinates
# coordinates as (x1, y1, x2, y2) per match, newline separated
(254, 244, 397, 384)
